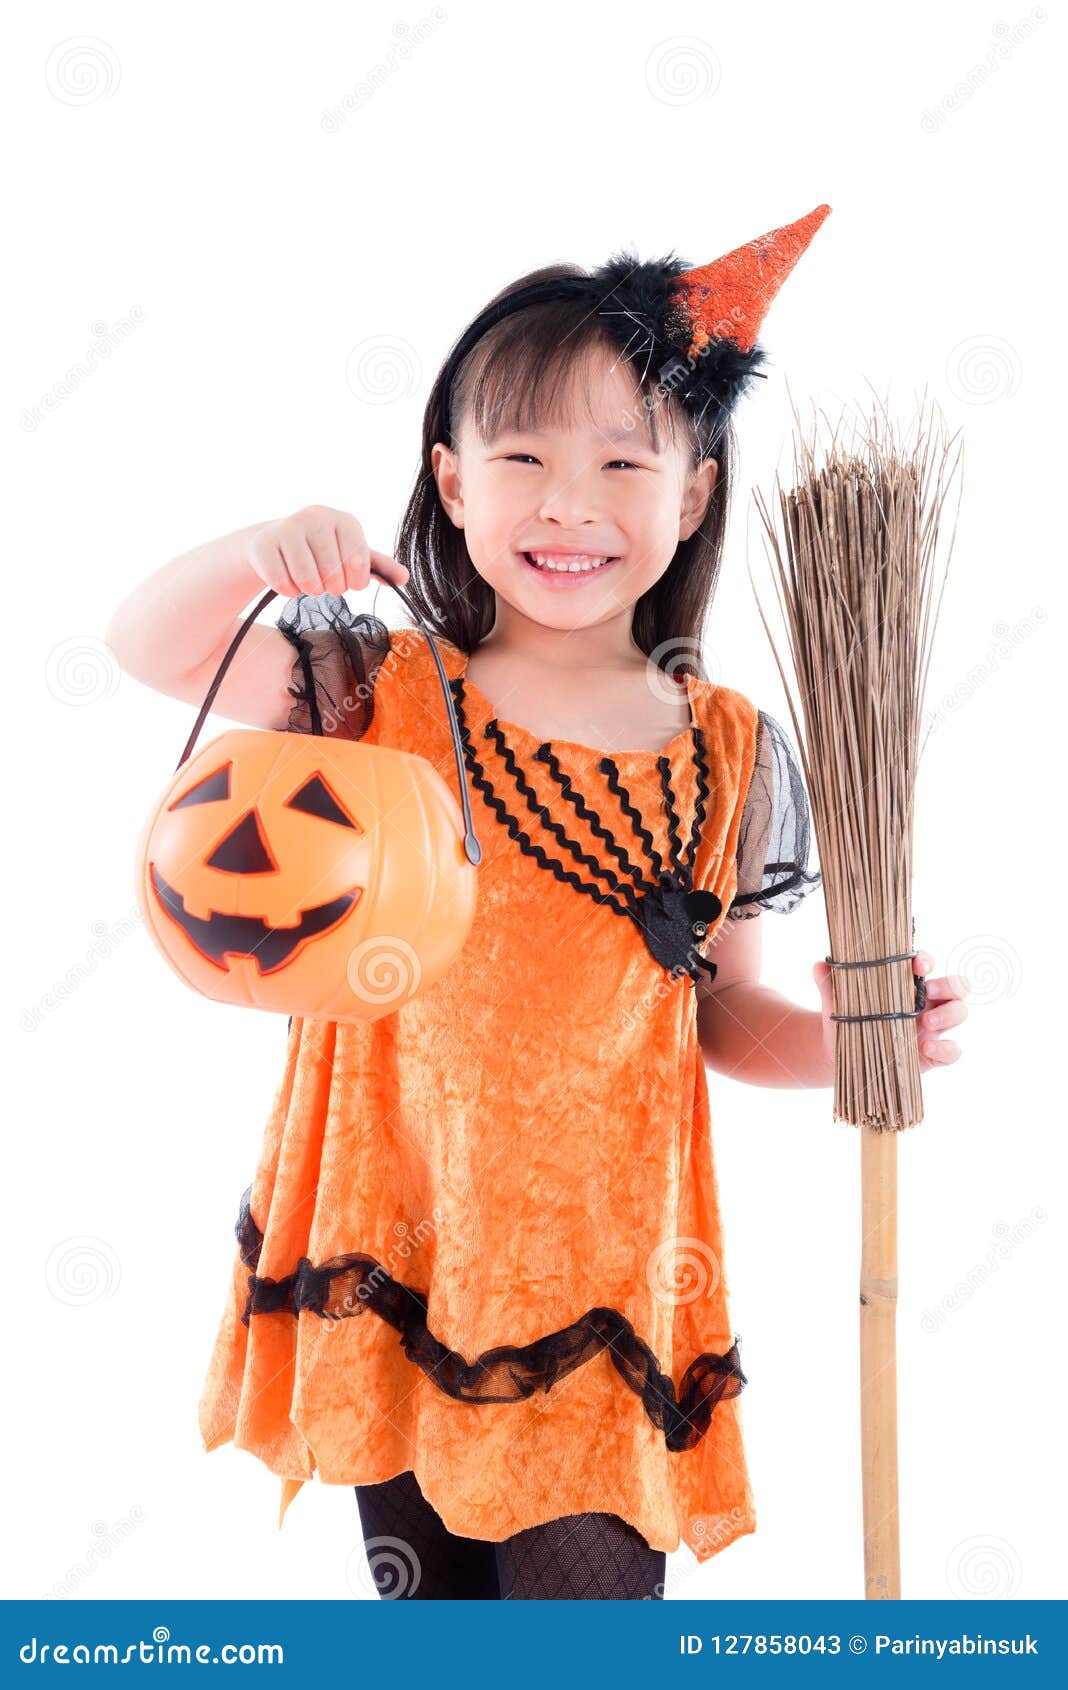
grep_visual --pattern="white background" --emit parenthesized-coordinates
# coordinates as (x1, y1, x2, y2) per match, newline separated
(4, 0, 1063, 1602)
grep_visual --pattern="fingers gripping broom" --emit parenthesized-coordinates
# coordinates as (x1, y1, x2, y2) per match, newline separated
(751, 391, 963, 1599)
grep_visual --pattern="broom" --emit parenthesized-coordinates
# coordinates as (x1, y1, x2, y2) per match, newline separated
(750, 388, 963, 1598)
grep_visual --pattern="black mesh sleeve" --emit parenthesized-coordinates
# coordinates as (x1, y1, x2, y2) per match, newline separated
(726, 708, 822, 919)
(276, 593, 392, 740)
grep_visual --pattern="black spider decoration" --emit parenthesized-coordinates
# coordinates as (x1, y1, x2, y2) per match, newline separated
(449, 678, 722, 986)
(632, 881, 722, 982)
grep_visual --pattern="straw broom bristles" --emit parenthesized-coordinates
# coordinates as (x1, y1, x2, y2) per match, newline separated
(750, 389, 962, 1597)
(751, 388, 963, 1132)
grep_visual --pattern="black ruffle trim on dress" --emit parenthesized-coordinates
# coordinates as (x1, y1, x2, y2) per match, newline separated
(276, 593, 392, 740)
(234, 1187, 746, 1453)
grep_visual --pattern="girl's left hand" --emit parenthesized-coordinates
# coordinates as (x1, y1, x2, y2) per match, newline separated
(812, 949, 970, 1075)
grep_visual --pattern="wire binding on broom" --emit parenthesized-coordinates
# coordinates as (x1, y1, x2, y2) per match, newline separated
(826, 949, 928, 1022)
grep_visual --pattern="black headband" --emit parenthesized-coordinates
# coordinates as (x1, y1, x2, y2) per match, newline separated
(437, 255, 769, 452)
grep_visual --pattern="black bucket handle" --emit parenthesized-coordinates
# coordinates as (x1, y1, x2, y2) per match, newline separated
(173, 578, 482, 866)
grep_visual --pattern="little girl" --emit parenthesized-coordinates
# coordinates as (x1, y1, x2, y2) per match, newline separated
(108, 206, 969, 1601)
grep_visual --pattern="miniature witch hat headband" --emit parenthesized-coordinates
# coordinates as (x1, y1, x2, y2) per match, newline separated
(438, 203, 832, 445)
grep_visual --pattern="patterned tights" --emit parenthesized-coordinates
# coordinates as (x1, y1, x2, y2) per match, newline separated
(354, 1468, 666, 1600)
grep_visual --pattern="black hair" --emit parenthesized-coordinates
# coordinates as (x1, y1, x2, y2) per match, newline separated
(394, 262, 737, 681)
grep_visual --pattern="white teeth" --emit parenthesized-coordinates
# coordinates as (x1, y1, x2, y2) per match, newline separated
(526, 552, 613, 573)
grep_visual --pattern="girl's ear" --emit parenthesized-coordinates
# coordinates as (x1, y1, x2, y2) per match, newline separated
(430, 441, 465, 530)
(679, 457, 718, 543)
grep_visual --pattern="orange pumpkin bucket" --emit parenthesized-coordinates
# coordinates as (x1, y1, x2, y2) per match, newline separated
(134, 580, 481, 1022)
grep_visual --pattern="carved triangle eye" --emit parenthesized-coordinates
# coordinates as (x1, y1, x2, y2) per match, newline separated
(169, 763, 232, 809)
(285, 773, 359, 830)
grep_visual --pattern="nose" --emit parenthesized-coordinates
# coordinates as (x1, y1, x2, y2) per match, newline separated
(536, 467, 610, 529)
(207, 810, 276, 874)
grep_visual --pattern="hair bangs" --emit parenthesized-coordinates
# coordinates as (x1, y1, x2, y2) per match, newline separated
(452, 305, 683, 459)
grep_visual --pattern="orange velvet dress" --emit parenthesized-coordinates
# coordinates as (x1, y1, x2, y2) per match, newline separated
(197, 594, 821, 1566)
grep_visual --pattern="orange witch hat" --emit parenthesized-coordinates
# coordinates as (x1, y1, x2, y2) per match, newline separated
(437, 203, 833, 447)
(667, 203, 833, 359)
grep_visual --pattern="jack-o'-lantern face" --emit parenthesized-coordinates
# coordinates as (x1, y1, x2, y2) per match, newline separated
(135, 729, 476, 1022)
(151, 759, 363, 974)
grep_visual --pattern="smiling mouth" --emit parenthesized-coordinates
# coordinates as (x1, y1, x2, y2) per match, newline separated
(149, 863, 360, 974)
(520, 551, 621, 576)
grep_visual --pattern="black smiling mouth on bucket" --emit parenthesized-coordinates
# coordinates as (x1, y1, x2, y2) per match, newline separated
(148, 863, 360, 975)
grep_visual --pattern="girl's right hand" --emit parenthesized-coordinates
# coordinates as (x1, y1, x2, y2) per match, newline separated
(248, 505, 410, 598)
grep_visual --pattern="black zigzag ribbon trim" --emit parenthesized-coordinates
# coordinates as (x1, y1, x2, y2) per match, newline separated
(532, 743, 649, 886)
(483, 718, 641, 906)
(234, 1188, 746, 1453)
(597, 757, 668, 880)
(446, 677, 716, 977)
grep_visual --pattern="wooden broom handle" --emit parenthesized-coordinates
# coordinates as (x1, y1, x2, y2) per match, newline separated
(860, 1126, 901, 1598)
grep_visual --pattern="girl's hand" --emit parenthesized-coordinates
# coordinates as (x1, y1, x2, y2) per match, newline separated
(812, 949, 970, 1075)
(247, 505, 410, 599)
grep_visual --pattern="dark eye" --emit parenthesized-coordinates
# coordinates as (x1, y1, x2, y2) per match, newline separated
(285, 773, 360, 830)
(504, 454, 640, 470)
(169, 763, 232, 809)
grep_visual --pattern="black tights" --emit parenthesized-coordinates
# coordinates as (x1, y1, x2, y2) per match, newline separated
(354, 1468, 666, 1600)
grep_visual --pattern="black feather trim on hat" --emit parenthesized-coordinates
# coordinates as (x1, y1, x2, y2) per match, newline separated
(589, 249, 770, 442)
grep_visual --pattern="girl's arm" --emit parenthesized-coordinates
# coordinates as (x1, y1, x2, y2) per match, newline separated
(699, 921, 967, 1085)
(695, 914, 832, 1089)
(105, 520, 293, 730)
(104, 506, 408, 732)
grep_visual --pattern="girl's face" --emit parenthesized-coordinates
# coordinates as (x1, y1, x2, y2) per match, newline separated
(431, 344, 718, 635)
